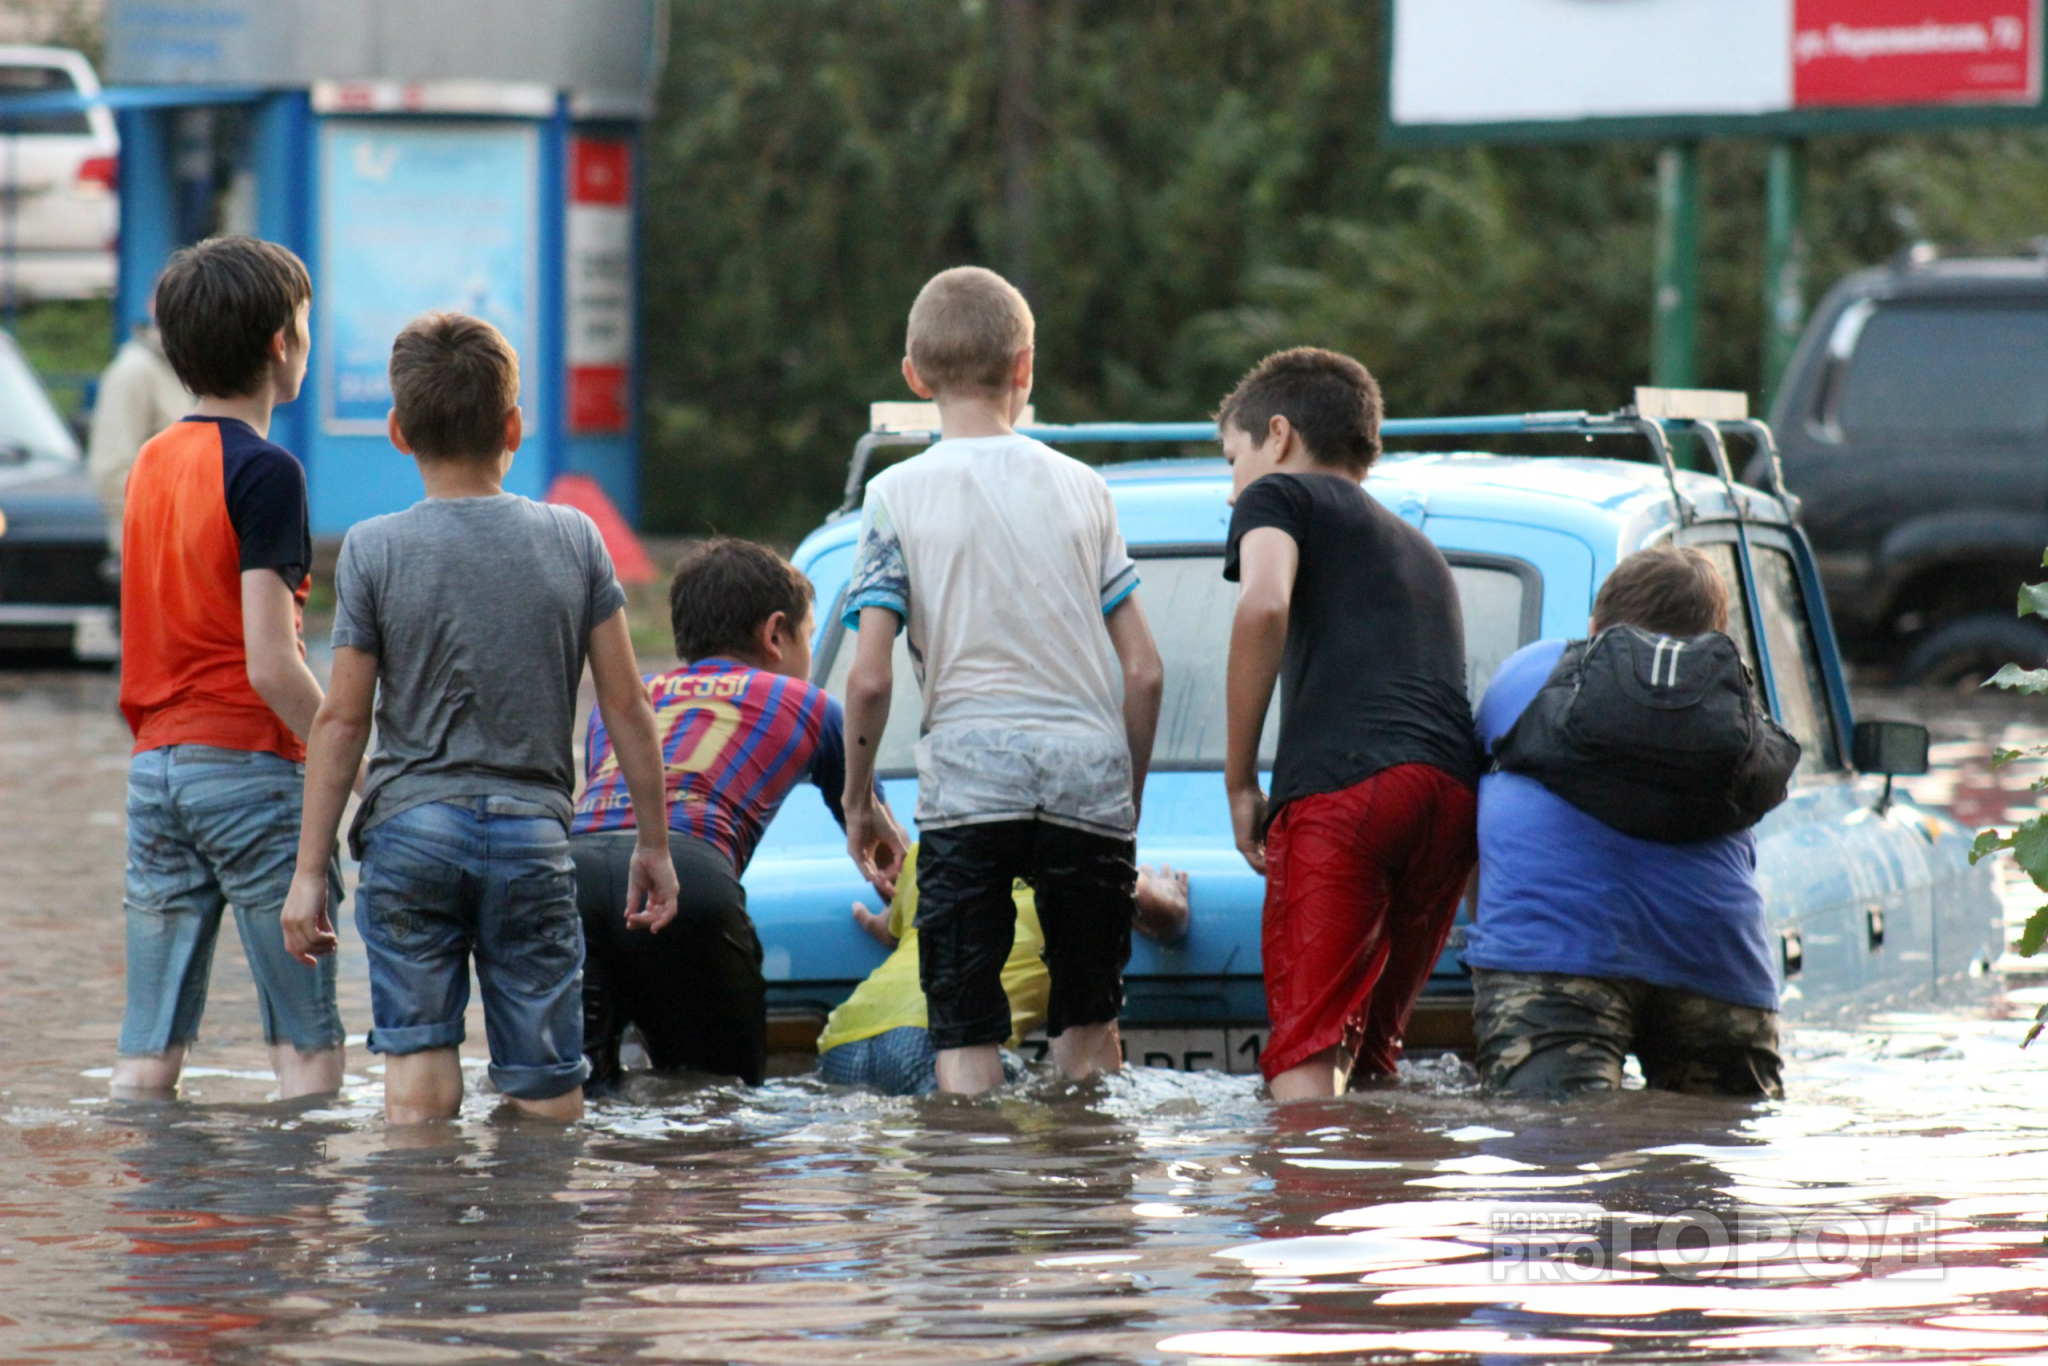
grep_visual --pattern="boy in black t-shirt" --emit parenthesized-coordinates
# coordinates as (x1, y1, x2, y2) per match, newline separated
(1220, 348, 1480, 1102)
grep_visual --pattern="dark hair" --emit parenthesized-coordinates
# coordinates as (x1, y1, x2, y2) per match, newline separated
(1217, 347, 1383, 474)
(669, 538, 816, 662)
(1593, 545, 1731, 638)
(388, 312, 521, 460)
(153, 235, 311, 398)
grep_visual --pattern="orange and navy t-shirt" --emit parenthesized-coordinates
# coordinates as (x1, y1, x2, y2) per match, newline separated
(572, 659, 847, 875)
(119, 416, 313, 760)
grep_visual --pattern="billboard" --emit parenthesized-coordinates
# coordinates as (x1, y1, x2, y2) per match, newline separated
(317, 121, 541, 436)
(1389, 0, 2043, 140)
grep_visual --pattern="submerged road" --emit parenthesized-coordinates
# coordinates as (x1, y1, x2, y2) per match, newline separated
(3, 664, 2048, 1364)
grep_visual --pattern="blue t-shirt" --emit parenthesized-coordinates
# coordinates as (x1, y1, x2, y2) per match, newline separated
(1464, 639, 1781, 1011)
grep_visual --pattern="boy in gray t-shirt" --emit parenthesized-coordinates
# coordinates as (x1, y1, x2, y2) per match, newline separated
(281, 312, 677, 1125)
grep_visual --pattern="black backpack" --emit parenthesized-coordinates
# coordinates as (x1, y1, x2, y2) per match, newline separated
(1492, 625, 1801, 843)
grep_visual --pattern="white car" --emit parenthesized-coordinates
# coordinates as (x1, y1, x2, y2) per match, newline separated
(0, 46, 117, 302)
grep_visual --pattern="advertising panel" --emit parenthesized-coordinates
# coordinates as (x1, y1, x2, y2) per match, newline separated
(566, 136, 634, 435)
(318, 121, 541, 434)
(1794, 0, 2039, 107)
(1389, 0, 2044, 140)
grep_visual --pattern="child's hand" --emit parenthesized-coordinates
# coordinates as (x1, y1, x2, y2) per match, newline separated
(281, 869, 339, 965)
(625, 842, 680, 934)
(1228, 786, 1269, 875)
(852, 900, 898, 949)
(1135, 863, 1190, 944)
(845, 801, 908, 903)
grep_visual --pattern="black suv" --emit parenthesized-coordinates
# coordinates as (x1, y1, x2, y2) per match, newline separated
(1766, 252, 2048, 684)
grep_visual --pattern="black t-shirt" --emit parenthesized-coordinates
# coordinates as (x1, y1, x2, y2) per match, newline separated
(1224, 471, 1480, 810)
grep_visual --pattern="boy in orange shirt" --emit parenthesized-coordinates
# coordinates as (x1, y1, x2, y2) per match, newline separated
(112, 236, 342, 1101)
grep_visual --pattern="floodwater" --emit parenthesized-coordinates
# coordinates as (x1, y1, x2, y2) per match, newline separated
(6, 666, 2048, 1365)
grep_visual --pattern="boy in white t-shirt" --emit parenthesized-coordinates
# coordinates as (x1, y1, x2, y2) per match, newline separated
(839, 266, 1165, 1096)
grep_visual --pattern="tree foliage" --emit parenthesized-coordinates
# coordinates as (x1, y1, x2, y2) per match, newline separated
(1971, 549, 2048, 1042)
(642, 0, 2048, 540)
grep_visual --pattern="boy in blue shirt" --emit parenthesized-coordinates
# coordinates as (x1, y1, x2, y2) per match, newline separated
(1466, 545, 1783, 1098)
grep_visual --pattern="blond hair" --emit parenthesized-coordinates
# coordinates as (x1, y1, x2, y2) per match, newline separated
(905, 266, 1034, 396)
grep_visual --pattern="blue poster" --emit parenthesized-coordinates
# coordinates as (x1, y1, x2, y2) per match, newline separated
(318, 121, 540, 433)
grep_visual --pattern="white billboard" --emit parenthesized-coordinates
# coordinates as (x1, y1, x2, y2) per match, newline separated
(1392, 0, 1794, 126)
(1389, 0, 2043, 135)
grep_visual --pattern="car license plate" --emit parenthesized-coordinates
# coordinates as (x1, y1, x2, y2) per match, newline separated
(1021, 1028, 1266, 1074)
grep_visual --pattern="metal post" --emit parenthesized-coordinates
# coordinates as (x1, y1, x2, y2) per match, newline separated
(1652, 142, 1701, 390)
(1761, 139, 1807, 414)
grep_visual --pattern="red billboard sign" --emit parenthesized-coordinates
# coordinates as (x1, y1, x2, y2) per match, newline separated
(1794, 0, 2040, 108)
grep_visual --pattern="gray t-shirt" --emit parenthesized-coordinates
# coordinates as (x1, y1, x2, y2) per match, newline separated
(333, 494, 628, 850)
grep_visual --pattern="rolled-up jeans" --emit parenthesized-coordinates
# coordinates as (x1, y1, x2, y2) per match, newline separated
(354, 797, 588, 1101)
(120, 744, 345, 1056)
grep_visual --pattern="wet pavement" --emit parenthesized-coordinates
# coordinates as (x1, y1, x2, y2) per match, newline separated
(5, 665, 2048, 1365)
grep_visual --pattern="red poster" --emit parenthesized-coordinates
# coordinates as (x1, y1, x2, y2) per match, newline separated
(1795, 0, 2040, 107)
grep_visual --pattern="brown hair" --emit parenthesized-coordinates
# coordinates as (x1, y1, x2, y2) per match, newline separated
(154, 235, 311, 398)
(905, 266, 1034, 396)
(1217, 347, 1383, 475)
(388, 312, 521, 460)
(1593, 544, 1731, 638)
(669, 537, 816, 662)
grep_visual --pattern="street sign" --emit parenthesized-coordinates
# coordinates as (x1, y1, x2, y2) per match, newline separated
(1388, 0, 2045, 143)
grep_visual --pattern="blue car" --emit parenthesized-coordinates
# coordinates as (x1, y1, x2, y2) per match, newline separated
(744, 408, 2004, 1071)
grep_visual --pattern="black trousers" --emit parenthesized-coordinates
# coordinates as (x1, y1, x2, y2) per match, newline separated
(571, 831, 766, 1086)
(915, 819, 1136, 1052)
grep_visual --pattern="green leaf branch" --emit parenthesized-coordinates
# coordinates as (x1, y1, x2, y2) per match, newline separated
(1973, 550, 2048, 1018)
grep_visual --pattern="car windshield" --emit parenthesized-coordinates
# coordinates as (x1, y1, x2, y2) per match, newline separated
(0, 336, 79, 461)
(818, 553, 1535, 774)
(0, 64, 90, 137)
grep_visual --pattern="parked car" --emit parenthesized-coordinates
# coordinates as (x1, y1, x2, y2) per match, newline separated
(1766, 251, 2048, 684)
(0, 46, 117, 303)
(0, 328, 118, 659)
(735, 409, 2003, 1070)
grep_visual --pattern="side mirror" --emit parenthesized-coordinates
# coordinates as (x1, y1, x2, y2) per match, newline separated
(1853, 721, 1930, 777)
(1854, 720, 1929, 816)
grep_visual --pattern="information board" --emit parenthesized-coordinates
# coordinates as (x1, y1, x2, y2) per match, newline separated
(1389, 0, 2043, 141)
(318, 120, 541, 434)
(566, 135, 634, 435)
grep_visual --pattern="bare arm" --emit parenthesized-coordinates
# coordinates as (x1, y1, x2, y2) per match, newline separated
(1105, 594, 1164, 824)
(280, 645, 377, 964)
(242, 569, 324, 739)
(588, 608, 680, 933)
(841, 607, 909, 899)
(1225, 527, 1298, 874)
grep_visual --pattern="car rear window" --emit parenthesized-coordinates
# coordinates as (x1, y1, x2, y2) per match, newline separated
(1835, 304, 2048, 438)
(0, 64, 90, 137)
(818, 552, 1536, 775)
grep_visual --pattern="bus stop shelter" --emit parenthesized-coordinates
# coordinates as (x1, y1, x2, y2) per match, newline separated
(87, 0, 665, 535)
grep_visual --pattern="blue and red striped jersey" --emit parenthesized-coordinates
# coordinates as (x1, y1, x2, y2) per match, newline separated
(572, 659, 847, 874)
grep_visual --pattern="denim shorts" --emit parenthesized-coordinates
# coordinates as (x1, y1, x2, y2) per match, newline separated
(354, 797, 588, 1101)
(120, 744, 345, 1056)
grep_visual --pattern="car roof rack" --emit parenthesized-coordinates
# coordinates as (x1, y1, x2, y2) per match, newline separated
(838, 401, 1791, 528)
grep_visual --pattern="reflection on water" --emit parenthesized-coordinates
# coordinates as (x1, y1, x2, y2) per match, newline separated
(7, 670, 2048, 1363)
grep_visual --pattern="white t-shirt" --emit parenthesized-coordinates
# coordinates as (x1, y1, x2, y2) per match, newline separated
(842, 433, 1140, 835)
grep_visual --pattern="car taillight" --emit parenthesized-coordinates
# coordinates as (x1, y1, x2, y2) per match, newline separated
(76, 154, 117, 194)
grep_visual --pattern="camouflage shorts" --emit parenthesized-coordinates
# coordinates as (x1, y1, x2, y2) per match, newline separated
(1472, 969, 1783, 1100)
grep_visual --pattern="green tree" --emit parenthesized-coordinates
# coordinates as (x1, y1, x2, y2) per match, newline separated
(640, 1, 2048, 540)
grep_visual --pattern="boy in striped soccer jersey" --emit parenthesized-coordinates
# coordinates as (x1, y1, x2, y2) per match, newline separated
(571, 538, 870, 1086)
